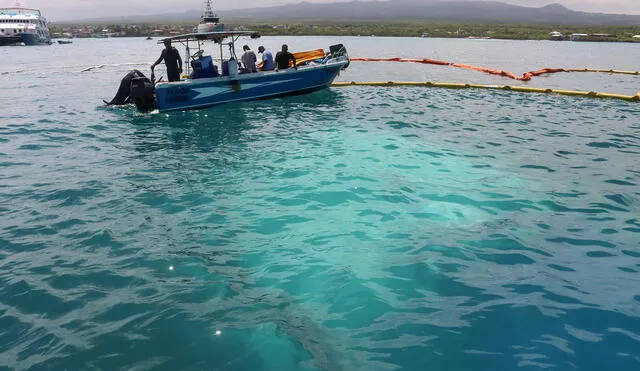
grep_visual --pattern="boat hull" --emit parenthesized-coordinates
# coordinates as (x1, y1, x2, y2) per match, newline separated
(154, 61, 347, 112)
(20, 32, 51, 45)
(0, 35, 23, 46)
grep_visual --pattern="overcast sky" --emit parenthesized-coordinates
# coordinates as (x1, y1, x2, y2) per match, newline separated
(11, 0, 640, 22)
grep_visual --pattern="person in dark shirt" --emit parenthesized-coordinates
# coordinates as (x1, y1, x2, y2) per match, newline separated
(151, 39, 183, 82)
(275, 44, 297, 72)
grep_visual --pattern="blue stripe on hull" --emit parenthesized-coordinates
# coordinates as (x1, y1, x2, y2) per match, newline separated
(155, 63, 345, 112)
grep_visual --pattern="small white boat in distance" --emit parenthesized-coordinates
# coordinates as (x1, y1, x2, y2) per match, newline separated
(549, 31, 564, 41)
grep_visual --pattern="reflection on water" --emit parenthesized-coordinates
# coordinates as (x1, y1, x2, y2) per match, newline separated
(124, 89, 346, 153)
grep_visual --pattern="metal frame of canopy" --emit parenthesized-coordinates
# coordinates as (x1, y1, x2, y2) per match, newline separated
(157, 31, 261, 77)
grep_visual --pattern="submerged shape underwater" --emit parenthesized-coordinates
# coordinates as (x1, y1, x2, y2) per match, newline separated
(1, 37, 640, 370)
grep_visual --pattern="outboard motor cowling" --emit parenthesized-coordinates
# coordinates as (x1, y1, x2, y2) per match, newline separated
(130, 77, 155, 112)
(329, 44, 349, 70)
(105, 69, 147, 105)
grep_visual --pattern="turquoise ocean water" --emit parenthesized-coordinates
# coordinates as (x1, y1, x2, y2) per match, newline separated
(1, 37, 640, 370)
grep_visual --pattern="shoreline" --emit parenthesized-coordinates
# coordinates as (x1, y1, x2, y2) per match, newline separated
(51, 35, 640, 44)
(50, 22, 640, 43)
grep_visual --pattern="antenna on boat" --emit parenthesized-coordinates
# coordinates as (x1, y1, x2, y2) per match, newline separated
(203, 0, 216, 19)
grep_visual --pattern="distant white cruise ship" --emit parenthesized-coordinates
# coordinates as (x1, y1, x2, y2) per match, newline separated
(0, 3, 51, 46)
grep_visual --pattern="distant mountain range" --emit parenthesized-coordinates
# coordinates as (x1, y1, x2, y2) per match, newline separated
(70, 1, 640, 26)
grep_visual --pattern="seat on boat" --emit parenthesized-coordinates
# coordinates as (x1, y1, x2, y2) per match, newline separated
(190, 55, 218, 79)
(221, 60, 231, 76)
(221, 58, 240, 77)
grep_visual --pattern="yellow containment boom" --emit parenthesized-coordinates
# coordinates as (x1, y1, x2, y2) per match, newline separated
(330, 81, 640, 103)
(565, 68, 640, 76)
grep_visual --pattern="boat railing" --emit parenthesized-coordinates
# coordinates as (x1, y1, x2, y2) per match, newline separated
(0, 7, 42, 17)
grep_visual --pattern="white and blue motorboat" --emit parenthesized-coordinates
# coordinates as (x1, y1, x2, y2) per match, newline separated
(0, 5, 51, 46)
(106, 30, 349, 112)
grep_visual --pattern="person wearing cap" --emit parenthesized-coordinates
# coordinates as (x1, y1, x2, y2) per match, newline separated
(275, 44, 296, 72)
(240, 45, 257, 73)
(257, 45, 275, 71)
(151, 39, 183, 82)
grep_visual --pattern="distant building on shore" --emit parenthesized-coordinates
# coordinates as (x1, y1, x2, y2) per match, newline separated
(570, 33, 616, 41)
(570, 33, 588, 41)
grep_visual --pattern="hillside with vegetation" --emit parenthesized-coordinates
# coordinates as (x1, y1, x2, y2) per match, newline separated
(73, 1, 640, 26)
(50, 21, 640, 42)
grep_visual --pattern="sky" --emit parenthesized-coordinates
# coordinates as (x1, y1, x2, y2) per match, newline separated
(8, 0, 640, 22)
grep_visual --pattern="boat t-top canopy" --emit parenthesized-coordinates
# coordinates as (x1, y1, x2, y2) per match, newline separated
(157, 31, 262, 76)
(158, 30, 260, 44)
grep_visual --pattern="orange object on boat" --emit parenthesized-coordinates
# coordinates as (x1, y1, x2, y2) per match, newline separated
(292, 49, 326, 67)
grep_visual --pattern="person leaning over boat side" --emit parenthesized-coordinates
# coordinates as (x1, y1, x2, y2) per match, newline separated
(240, 45, 257, 73)
(151, 39, 183, 82)
(257, 46, 275, 71)
(275, 44, 296, 72)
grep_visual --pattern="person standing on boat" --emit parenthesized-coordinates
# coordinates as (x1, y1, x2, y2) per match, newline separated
(275, 44, 296, 71)
(240, 45, 257, 73)
(257, 46, 275, 71)
(151, 39, 183, 82)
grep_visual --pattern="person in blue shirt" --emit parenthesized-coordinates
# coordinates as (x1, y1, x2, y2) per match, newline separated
(257, 46, 274, 71)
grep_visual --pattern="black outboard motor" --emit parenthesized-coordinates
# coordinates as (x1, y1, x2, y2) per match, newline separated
(329, 44, 349, 70)
(130, 76, 155, 113)
(104, 69, 147, 105)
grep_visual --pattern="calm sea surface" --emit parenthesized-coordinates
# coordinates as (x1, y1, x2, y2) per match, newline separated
(1, 37, 639, 370)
